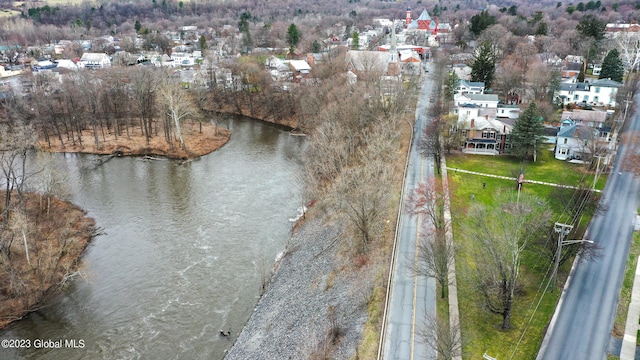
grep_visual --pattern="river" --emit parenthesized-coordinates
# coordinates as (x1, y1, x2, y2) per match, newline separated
(0, 116, 306, 359)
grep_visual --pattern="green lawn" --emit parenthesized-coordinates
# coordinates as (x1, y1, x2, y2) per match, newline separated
(446, 149, 607, 191)
(446, 150, 605, 359)
(613, 232, 640, 338)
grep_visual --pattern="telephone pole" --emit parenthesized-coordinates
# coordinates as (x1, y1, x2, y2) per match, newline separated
(551, 222, 573, 292)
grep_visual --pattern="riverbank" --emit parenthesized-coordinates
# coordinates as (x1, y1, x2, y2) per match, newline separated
(0, 193, 97, 330)
(37, 121, 231, 160)
(225, 215, 381, 359)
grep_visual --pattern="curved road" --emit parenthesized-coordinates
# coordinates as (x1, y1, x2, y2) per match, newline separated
(537, 93, 640, 359)
(381, 65, 438, 360)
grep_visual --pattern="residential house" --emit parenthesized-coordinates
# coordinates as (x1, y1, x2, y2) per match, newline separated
(537, 52, 562, 67)
(555, 122, 611, 163)
(345, 50, 398, 79)
(457, 80, 484, 94)
(265, 56, 292, 82)
(79, 52, 111, 69)
(555, 78, 622, 107)
(561, 109, 609, 129)
(457, 114, 512, 155)
(454, 93, 499, 108)
(285, 59, 312, 83)
(496, 104, 521, 119)
(561, 55, 584, 78)
(55, 59, 79, 71)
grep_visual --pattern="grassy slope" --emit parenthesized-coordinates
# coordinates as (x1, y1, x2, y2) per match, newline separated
(447, 149, 606, 359)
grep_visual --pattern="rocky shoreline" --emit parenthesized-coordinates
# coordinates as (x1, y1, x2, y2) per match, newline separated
(224, 216, 378, 359)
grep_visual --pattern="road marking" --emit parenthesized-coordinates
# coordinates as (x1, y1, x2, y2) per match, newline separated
(410, 156, 426, 360)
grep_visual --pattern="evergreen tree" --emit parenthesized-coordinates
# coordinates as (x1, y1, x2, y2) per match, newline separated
(135, 20, 141, 33)
(311, 40, 321, 53)
(578, 62, 585, 82)
(351, 31, 360, 50)
(535, 21, 548, 36)
(445, 71, 459, 100)
(470, 41, 496, 89)
(469, 10, 497, 37)
(199, 35, 207, 51)
(599, 48, 624, 82)
(576, 14, 606, 41)
(287, 23, 300, 48)
(509, 102, 545, 160)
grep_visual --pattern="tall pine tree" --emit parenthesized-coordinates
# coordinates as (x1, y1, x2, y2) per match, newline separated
(470, 41, 496, 89)
(599, 48, 624, 82)
(509, 102, 545, 160)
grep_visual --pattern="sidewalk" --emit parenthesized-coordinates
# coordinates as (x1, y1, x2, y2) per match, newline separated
(445, 167, 602, 193)
(620, 249, 640, 360)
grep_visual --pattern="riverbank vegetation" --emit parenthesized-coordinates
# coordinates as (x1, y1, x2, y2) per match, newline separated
(0, 192, 97, 329)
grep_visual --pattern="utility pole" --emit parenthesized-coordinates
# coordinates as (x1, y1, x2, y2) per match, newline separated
(551, 222, 574, 292)
(592, 154, 604, 190)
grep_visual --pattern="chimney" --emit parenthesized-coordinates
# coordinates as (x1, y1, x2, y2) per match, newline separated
(406, 7, 412, 27)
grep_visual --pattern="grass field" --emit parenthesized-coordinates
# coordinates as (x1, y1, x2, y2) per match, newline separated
(446, 149, 606, 359)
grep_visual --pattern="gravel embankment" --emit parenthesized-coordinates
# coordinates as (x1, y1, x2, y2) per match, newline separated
(225, 217, 377, 359)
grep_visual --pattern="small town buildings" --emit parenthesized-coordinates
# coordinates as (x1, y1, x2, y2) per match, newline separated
(79, 52, 111, 69)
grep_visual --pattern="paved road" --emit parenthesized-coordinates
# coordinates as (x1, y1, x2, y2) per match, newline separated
(537, 94, 640, 360)
(381, 65, 437, 360)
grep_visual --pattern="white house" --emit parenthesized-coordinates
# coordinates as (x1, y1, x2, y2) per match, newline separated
(454, 93, 499, 108)
(555, 122, 612, 162)
(55, 59, 79, 71)
(496, 104, 521, 119)
(555, 78, 622, 107)
(79, 52, 111, 69)
(457, 80, 485, 94)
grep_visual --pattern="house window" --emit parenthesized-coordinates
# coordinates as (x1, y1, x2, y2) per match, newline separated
(573, 95, 579, 101)
(482, 131, 489, 138)
(489, 132, 496, 139)
(560, 148, 568, 155)
(593, 96, 599, 103)
(563, 138, 567, 144)
(583, 95, 589, 101)
(595, 87, 600, 93)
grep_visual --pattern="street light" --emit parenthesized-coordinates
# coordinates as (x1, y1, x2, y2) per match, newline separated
(551, 222, 593, 292)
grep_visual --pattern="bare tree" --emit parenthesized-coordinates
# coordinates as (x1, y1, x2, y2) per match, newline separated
(417, 314, 462, 360)
(615, 31, 640, 74)
(415, 226, 456, 299)
(158, 74, 196, 150)
(465, 191, 551, 330)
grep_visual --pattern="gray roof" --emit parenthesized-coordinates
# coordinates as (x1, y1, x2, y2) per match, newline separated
(590, 78, 622, 88)
(560, 82, 589, 92)
(557, 124, 593, 139)
(466, 93, 499, 101)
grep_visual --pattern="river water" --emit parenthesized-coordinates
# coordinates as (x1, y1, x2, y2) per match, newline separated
(0, 116, 305, 359)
